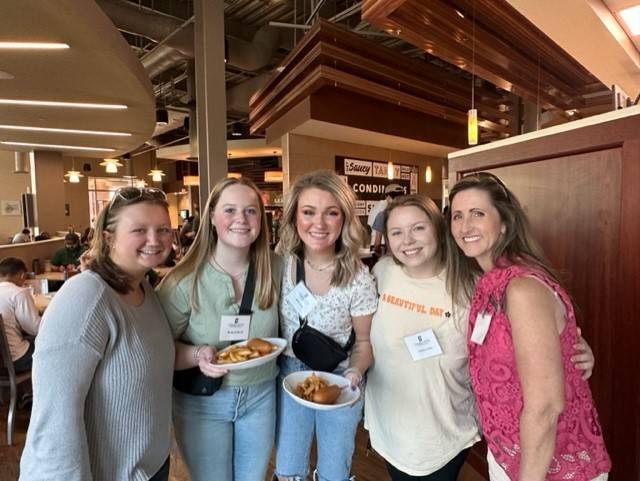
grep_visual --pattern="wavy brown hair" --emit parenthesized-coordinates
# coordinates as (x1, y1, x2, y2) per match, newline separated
(445, 172, 557, 305)
(277, 170, 366, 287)
(383, 194, 447, 269)
(88, 188, 169, 294)
(159, 177, 276, 311)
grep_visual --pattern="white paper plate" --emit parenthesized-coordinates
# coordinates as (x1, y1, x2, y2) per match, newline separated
(283, 370, 361, 411)
(213, 338, 287, 371)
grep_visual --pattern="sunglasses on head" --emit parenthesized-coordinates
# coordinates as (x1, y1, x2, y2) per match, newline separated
(469, 171, 511, 200)
(102, 187, 167, 229)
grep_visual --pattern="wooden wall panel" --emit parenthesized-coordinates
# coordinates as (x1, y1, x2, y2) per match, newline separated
(448, 114, 640, 481)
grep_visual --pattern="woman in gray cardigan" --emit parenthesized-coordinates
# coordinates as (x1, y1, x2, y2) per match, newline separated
(20, 187, 175, 481)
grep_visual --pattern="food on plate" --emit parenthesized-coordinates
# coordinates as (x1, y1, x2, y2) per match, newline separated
(295, 373, 341, 404)
(247, 338, 275, 355)
(215, 338, 278, 364)
(311, 385, 342, 405)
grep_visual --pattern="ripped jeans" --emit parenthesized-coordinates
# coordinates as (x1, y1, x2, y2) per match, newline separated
(274, 355, 363, 481)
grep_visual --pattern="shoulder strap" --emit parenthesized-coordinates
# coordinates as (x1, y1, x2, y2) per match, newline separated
(239, 261, 255, 315)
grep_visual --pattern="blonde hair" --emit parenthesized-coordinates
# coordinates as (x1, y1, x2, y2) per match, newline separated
(277, 170, 365, 287)
(160, 178, 276, 311)
(383, 194, 447, 268)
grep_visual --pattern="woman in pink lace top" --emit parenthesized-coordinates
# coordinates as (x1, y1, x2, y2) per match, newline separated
(446, 172, 611, 481)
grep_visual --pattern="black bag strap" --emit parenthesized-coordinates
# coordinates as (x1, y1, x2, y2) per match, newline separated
(239, 261, 256, 315)
(294, 254, 355, 350)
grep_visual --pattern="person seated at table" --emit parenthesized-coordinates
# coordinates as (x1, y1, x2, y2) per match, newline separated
(34, 231, 51, 241)
(0, 257, 41, 373)
(12, 229, 31, 244)
(51, 233, 85, 271)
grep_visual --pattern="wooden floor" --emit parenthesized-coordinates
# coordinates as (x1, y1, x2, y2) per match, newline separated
(1, 401, 486, 481)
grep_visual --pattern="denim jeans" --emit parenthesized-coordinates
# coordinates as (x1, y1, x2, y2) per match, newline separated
(173, 378, 276, 481)
(274, 355, 363, 481)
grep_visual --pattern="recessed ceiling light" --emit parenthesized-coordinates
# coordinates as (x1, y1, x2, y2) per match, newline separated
(0, 42, 70, 50)
(0, 125, 131, 136)
(0, 99, 127, 109)
(620, 5, 640, 35)
(0, 70, 15, 80)
(1, 141, 116, 152)
(455, 10, 465, 18)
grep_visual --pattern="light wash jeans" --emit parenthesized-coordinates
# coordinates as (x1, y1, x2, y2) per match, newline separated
(274, 355, 364, 481)
(173, 379, 276, 481)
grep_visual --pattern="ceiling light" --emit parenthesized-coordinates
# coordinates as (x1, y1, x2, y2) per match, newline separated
(264, 171, 283, 183)
(0, 99, 127, 109)
(136, 179, 147, 188)
(0, 42, 70, 49)
(387, 162, 394, 180)
(620, 5, 640, 35)
(468, 109, 478, 145)
(64, 170, 83, 183)
(231, 123, 244, 137)
(156, 108, 169, 126)
(149, 169, 165, 182)
(1, 141, 115, 152)
(227, 172, 242, 179)
(100, 158, 123, 173)
(0, 70, 15, 80)
(425, 165, 432, 183)
(455, 10, 465, 18)
(0, 124, 131, 136)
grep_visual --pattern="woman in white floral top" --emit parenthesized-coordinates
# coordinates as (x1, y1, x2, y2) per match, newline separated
(274, 170, 377, 481)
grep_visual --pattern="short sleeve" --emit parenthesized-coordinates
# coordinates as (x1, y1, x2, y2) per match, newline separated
(157, 279, 191, 338)
(13, 289, 41, 336)
(372, 211, 385, 233)
(350, 266, 378, 317)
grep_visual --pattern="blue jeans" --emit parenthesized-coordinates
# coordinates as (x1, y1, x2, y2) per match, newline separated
(275, 355, 364, 481)
(173, 379, 276, 481)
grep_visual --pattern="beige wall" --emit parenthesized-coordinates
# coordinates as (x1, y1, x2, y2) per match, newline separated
(282, 134, 445, 201)
(0, 151, 31, 244)
(0, 237, 64, 269)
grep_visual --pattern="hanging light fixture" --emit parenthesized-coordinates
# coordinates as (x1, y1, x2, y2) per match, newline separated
(136, 178, 147, 188)
(387, 161, 394, 180)
(148, 153, 165, 183)
(468, 0, 478, 146)
(99, 157, 123, 173)
(64, 156, 83, 183)
(425, 165, 433, 183)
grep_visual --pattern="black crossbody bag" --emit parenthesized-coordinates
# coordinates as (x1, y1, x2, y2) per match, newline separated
(172, 262, 255, 396)
(291, 256, 355, 372)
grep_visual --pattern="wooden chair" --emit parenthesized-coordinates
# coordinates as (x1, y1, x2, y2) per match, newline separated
(0, 315, 32, 445)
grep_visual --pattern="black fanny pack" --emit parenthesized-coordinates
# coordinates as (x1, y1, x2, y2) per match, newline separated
(173, 261, 255, 396)
(291, 256, 355, 372)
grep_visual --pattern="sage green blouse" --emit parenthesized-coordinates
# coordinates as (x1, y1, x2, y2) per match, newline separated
(157, 252, 283, 387)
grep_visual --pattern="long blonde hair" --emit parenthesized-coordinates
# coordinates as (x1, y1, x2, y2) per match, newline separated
(160, 178, 276, 311)
(277, 170, 365, 287)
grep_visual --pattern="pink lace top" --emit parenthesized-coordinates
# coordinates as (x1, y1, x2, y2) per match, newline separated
(468, 263, 611, 481)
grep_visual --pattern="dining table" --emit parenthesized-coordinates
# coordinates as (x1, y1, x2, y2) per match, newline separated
(33, 292, 56, 314)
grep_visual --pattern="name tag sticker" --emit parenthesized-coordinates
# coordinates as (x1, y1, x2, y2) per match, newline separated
(403, 329, 443, 361)
(286, 282, 318, 318)
(470, 311, 492, 345)
(219, 314, 251, 341)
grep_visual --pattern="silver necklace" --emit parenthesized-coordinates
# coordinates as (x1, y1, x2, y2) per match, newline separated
(305, 258, 335, 272)
(211, 257, 248, 279)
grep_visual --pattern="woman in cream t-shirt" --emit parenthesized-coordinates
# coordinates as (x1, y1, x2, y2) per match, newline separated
(365, 194, 479, 481)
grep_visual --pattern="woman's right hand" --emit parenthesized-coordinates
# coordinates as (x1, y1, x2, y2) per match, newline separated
(196, 345, 229, 378)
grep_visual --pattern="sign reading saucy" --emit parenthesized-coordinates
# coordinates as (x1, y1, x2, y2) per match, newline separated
(336, 156, 418, 216)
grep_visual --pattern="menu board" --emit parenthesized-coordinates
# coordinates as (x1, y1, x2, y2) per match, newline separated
(335, 156, 418, 216)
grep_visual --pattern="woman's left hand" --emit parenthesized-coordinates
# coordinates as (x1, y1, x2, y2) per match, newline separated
(572, 327, 595, 380)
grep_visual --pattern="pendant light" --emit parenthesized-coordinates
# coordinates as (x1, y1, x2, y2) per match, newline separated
(387, 161, 394, 180)
(99, 157, 123, 173)
(468, 0, 478, 146)
(64, 156, 83, 183)
(425, 165, 433, 183)
(147, 151, 165, 183)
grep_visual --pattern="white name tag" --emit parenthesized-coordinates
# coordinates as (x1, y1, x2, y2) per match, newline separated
(286, 282, 318, 319)
(470, 311, 492, 345)
(403, 329, 443, 361)
(219, 314, 251, 341)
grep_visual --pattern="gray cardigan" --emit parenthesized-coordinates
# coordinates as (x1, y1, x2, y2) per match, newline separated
(20, 270, 175, 481)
